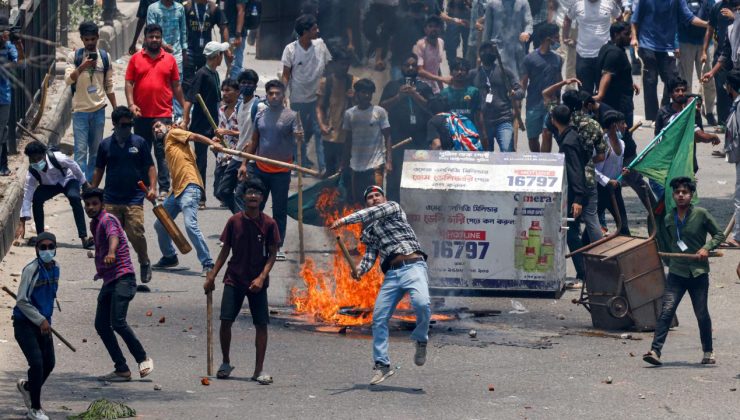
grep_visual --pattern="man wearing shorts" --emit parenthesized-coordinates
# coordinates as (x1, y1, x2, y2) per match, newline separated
(204, 178, 278, 384)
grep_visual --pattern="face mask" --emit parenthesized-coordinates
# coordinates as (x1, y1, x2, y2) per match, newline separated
(114, 125, 132, 140)
(31, 160, 46, 171)
(241, 85, 256, 97)
(38, 249, 55, 263)
(480, 53, 495, 66)
(551, 42, 561, 52)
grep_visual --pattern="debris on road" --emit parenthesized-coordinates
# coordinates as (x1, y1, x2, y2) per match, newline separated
(509, 300, 528, 314)
(82, 339, 87, 343)
(159, 316, 165, 323)
(87, 251, 94, 258)
(620, 333, 632, 339)
(146, 310, 153, 317)
(604, 376, 613, 384)
(468, 329, 477, 338)
(488, 384, 495, 391)
(154, 384, 162, 391)
(556, 314, 565, 320)
(67, 398, 136, 419)
(201, 377, 210, 386)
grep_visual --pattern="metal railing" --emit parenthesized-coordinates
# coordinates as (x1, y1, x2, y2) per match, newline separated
(7, 0, 58, 154)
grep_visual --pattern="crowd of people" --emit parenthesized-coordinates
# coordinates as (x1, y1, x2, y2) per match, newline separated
(5, 1, 740, 419)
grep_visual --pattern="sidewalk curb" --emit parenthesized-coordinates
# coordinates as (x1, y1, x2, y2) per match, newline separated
(0, 13, 137, 264)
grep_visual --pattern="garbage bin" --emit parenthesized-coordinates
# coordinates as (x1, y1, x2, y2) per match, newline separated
(577, 235, 672, 331)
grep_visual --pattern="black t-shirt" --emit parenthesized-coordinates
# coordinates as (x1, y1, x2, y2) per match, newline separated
(185, 2, 225, 56)
(380, 79, 434, 146)
(317, 0, 352, 41)
(426, 114, 454, 150)
(95, 135, 154, 205)
(597, 41, 634, 113)
(389, 11, 426, 66)
(186, 66, 221, 135)
(709, 0, 734, 58)
(224, 0, 261, 36)
(593, 102, 615, 128)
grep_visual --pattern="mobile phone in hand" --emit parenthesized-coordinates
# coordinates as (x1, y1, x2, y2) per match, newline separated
(88, 52, 98, 61)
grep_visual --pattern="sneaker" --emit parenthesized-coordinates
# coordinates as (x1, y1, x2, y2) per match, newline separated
(17, 379, 31, 410)
(370, 363, 395, 385)
(247, 29, 257, 46)
(642, 350, 662, 366)
(97, 371, 132, 382)
(153, 255, 179, 268)
(201, 265, 214, 277)
(158, 191, 169, 201)
(706, 113, 717, 127)
(414, 341, 427, 366)
(701, 351, 716, 364)
(81, 237, 95, 250)
(140, 263, 152, 283)
(26, 408, 49, 420)
(275, 251, 287, 261)
(198, 201, 206, 210)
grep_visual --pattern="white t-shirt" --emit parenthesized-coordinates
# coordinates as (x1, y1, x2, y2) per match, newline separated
(568, 0, 622, 58)
(595, 135, 625, 186)
(234, 96, 268, 162)
(342, 106, 390, 171)
(281, 38, 332, 103)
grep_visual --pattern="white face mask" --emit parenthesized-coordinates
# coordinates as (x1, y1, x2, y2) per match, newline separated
(38, 249, 55, 263)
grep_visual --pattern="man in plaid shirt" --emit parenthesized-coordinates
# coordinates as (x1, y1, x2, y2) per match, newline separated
(330, 185, 431, 386)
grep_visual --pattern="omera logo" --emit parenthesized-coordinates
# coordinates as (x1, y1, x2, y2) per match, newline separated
(514, 193, 553, 203)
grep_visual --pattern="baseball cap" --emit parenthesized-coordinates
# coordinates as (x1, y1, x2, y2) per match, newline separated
(203, 41, 230, 57)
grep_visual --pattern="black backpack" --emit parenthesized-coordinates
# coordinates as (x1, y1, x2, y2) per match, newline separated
(28, 149, 67, 183)
(71, 48, 110, 95)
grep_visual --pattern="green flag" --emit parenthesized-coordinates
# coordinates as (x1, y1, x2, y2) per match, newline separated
(631, 99, 697, 214)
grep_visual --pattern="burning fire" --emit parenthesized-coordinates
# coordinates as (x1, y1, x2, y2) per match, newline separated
(291, 188, 418, 326)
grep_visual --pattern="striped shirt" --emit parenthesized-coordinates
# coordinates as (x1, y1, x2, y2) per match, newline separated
(217, 104, 240, 166)
(147, 1, 187, 63)
(339, 201, 425, 275)
(91, 210, 135, 284)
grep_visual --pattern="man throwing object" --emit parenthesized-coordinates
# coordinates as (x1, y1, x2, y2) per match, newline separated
(330, 186, 431, 385)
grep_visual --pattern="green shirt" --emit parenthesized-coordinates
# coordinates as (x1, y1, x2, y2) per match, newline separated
(662, 206, 725, 278)
(440, 86, 480, 122)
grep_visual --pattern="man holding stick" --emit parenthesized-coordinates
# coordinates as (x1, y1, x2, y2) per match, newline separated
(204, 178, 278, 383)
(183, 41, 229, 208)
(238, 80, 303, 261)
(83, 188, 154, 382)
(330, 186, 431, 386)
(12, 232, 60, 420)
(151, 120, 221, 275)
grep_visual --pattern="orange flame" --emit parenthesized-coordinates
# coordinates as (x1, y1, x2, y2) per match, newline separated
(291, 187, 415, 326)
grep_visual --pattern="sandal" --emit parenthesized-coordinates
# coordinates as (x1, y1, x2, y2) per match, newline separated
(251, 374, 273, 385)
(719, 240, 740, 249)
(139, 357, 154, 378)
(217, 363, 235, 379)
(98, 371, 132, 382)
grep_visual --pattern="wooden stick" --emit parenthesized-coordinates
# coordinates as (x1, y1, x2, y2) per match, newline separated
(336, 236, 359, 279)
(723, 214, 735, 239)
(2, 286, 76, 352)
(323, 137, 414, 182)
(206, 290, 213, 377)
(297, 135, 305, 264)
(659, 251, 723, 260)
(212, 146, 321, 177)
(16, 122, 44, 142)
(629, 121, 643, 133)
(195, 93, 227, 146)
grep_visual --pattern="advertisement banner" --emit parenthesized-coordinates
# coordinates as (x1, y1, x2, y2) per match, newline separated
(400, 151, 567, 294)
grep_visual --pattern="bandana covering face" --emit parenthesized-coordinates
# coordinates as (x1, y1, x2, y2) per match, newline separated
(363, 185, 385, 200)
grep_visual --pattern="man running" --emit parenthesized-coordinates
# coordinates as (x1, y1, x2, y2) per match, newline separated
(330, 185, 431, 385)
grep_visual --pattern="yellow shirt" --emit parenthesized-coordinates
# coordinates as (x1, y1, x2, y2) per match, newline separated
(64, 49, 115, 113)
(165, 128, 204, 197)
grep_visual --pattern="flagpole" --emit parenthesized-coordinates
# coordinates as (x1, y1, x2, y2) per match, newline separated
(617, 98, 696, 181)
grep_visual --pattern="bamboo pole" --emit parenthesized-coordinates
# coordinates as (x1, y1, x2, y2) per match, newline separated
(212, 146, 320, 177)
(336, 236, 359, 279)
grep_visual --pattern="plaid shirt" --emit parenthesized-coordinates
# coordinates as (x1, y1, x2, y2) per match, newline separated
(147, 1, 188, 61)
(339, 201, 424, 275)
(217, 104, 240, 166)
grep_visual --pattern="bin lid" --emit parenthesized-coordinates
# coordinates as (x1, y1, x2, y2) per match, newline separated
(583, 236, 656, 258)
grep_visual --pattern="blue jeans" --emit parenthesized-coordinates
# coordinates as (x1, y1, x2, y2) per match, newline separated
(651, 272, 712, 356)
(252, 165, 291, 247)
(580, 185, 604, 245)
(229, 37, 246, 80)
(485, 120, 514, 152)
(72, 107, 106, 180)
(290, 101, 324, 171)
(372, 261, 431, 366)
(154, 184, 213, 268)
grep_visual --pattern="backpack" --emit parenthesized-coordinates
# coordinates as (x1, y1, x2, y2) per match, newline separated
(72, 48, 110, 95)
(28, 149, 68, 183)
(444, 113, 483, 151)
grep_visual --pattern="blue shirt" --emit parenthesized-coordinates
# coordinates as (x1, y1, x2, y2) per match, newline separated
(678, 0, 712, 45)
(0, 41, 19, 105)
(147, 1, 187, 61)
(631, 0, 696, 52)
(13, 261, 59, 324)
(95, 134, 154, 205)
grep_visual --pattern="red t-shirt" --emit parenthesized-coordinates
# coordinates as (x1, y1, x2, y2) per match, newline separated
(125, 49, 179, 118)
(220, 212, 281, 290)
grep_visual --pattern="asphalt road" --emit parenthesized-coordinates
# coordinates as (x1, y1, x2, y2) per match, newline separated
(1, 44, 739, 420)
